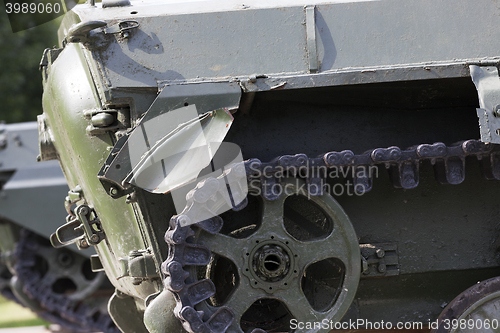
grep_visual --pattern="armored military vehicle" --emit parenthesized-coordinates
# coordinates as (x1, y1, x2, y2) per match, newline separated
(38, 0, 500, 332)
(0, 122, 117, 332)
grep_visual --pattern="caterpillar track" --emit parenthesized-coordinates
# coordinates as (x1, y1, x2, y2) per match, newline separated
(163, 138, 500, 333)
(14, 230, 119, 333)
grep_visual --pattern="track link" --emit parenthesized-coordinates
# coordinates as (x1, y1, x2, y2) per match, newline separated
(163, 139, 500, 333)
(15, 229, 120, 333)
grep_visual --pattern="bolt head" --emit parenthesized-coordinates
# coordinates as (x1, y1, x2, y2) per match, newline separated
(494, 105, 500, 117)
(78, 206, 89, 215)
(109, 187, 118, 196)
(79, 238, 89, 248)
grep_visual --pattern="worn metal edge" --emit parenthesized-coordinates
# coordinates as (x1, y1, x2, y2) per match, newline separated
(153, 60, 497, 93)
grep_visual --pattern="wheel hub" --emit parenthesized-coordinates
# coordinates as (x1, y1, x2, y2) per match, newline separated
(166, 177, 361, 333)
(242, 236, 300, 294)
(254, 244, 289, 281)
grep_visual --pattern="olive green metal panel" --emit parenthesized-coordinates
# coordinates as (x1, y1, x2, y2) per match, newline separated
(41, 42, 161, 299)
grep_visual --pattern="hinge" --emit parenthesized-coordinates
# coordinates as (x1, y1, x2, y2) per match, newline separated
(84, 107, 131, 136)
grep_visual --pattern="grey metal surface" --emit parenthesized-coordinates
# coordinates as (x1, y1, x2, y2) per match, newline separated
(37, 0, 500, 329)
(0, 122, 70, 244)
(0, 122, 44, 171)
(65, 0, 500, 98)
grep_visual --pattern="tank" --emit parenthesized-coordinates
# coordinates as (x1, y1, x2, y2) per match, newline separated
(0, 122, 118, 332)
(38, 0, 500, 332)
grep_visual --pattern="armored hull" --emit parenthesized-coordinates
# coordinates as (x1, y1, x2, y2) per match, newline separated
(39, 0, 500, 332)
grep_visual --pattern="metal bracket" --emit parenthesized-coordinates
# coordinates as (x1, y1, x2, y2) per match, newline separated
(39, 48, 63, 84)
(64, 184, 84, 216)
(305, 5, 319, 73)
(360, 243, 399, 278)
(83, 107, 130, 136)
(470, 65, 500, 144)
(103, 20, 139, 39)
(50, 216, 84, 248)
(66, 20, 139, 45)
(76, 205, 106, 245)
(118, 250, 159, 285)
(66, 20, 108, 44)
(50, 204, 106, 249)
(37, 113, 57, 162)
(101, 0, 131, 8)
(98, 81, 242, 198)
(90, 254, 105, 272)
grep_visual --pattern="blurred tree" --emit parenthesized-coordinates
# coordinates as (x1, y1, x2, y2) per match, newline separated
(0, 11, 60, 123)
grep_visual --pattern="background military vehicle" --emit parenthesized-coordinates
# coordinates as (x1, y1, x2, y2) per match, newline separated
(37, 0, 500, 332)
(0, 122, 117, 332)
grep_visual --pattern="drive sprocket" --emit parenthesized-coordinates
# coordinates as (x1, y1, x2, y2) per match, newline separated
(163, 177, 360, 333)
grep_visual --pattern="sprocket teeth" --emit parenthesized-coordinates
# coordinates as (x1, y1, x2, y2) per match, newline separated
(180, 307, 209, 333)
(207, 307, 234, 333)
(166, 217, 192, 243)
(185, 279, 216, 305)
(163, 261, 188, 292)
(196, 216, 223, 234)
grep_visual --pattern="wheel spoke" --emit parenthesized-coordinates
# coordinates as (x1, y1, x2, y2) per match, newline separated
(40, 271, 57, 287)
(223, 283, 260, 323)
(274, 286, 322, 328)
(294, 230, 350, 271)
(197, 232, 248, 264)
(257, 194, 289, 237)
(71, 272, 91, 291)
(220, 284, 262, 333)
(37, 246, 56, 263)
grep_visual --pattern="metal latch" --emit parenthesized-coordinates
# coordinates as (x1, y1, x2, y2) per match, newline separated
(66, 20, 139, 45)
(103, 20, 139, 38)
(360, 243, 399, 278)
(50, 204, 106, 249)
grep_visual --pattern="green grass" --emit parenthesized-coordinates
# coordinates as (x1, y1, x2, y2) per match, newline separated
(0, 295, 49, 328)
